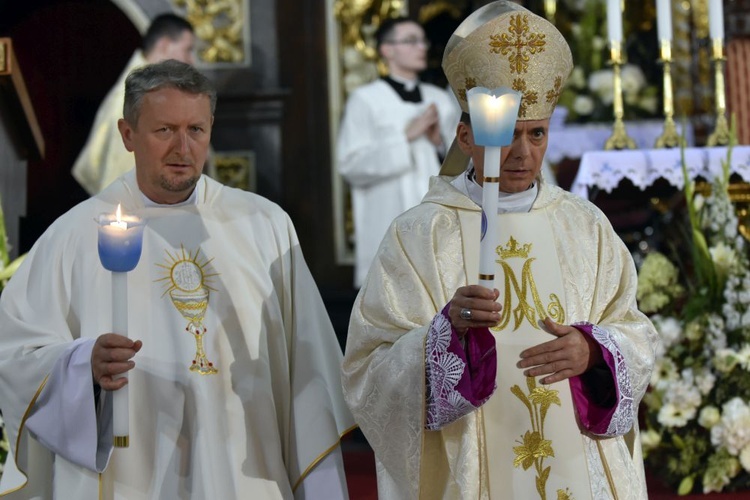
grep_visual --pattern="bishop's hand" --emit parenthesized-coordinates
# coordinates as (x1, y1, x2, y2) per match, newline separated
(517, 317, 603, 384)
(448, 285, 501, 336)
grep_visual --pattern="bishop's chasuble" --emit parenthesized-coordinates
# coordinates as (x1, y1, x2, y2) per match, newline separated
(0, 172, 354, 499)
(342, 175, 657, 499)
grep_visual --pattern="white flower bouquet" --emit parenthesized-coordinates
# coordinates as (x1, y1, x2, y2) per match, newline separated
(638, 126, 750, 494)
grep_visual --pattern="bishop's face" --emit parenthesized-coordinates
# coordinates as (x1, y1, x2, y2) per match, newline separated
(118, 87, 213, 204)
(456, 119, 550, 194)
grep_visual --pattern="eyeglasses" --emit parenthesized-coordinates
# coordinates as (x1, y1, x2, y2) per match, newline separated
(385, 37, 431, 48)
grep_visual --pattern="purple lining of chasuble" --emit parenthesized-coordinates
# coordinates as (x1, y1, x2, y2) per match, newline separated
(568, 322, 619, 435)
(424, 304, 497, 430)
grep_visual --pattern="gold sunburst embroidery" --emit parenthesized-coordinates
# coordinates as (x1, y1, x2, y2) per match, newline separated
(156, 246, 220, 375)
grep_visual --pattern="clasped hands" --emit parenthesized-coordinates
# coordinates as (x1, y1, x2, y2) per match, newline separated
(448, 285, 602, 384)
(405, 104, 442, 147)
(91, 333, 142, 391)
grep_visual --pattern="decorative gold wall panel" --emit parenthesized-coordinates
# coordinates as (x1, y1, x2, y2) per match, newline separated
(173, 0, 249, 65)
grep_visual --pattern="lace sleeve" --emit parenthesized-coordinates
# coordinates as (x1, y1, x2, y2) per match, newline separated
(425, 307, 497, 430)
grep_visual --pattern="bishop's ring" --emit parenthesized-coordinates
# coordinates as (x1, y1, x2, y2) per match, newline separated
(459, 308, 472, 321)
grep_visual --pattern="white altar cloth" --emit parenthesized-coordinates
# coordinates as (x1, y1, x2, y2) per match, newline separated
(571, 146, 750, 199)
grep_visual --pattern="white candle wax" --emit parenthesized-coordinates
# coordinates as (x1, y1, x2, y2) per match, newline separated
(656, 0, 672, 41)
(607, 0, 623, 43)
(479, 147, 501, 290)
(112, 271, 129, 445)
(708, 0, 724, 40)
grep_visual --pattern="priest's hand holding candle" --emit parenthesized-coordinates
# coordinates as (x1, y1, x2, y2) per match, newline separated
(466, 87, 522, 290)
(96, 204, 144, 448)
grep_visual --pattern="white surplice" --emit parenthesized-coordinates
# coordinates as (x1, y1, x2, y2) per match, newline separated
(337, 79, 461, 287)
(0, 172, 354, 499)
(72, 51, 145, 195)
(341, 175, 658, 499)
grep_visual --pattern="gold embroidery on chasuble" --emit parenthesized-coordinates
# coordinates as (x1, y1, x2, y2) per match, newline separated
(475, 213, 592, 499)
(491, 236, 565, 333)
(156, 246, 220, 375)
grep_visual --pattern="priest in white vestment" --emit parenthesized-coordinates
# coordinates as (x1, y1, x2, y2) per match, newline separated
(72, 14, 197, 195)
(0, 60, 354, 500)
(341, 3, 658, 499)
(337, 17, 461, 288)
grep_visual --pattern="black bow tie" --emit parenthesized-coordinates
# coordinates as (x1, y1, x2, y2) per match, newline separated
(383, 76, 422, 103)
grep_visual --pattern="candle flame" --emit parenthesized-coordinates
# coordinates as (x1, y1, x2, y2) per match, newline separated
(116, 204, 122, 223)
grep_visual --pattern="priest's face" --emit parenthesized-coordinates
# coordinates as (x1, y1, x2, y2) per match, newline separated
(118, 87, 213, 204)
(152, 30, 196, 65)
(380, 21, 429, 77)
(456, 119, 549, 194)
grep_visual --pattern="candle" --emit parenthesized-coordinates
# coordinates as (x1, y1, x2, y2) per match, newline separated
(708, 0, 724, 40)
(656, 0, 672, 41)
(98, 205, 144, 272)
(466, 87, 521, 289)
(97, 204, 144, 447)
(607, 0, 623, 44)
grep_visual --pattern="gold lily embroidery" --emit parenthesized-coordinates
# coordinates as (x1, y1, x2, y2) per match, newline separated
(511, 377, 569, 500)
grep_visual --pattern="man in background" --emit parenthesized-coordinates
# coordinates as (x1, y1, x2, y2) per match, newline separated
(72, 13, 196, 195)
(337, 17, 460, 288)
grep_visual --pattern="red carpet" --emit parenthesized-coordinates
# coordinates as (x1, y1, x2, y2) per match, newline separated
(343, 441, 750, 499)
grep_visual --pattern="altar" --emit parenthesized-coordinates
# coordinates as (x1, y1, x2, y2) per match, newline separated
(571, 145, 750, 200)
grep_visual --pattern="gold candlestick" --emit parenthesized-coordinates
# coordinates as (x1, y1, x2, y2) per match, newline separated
(655, 40, 683, 148)
(544, 0, 556, 23)
(604, 42, 636, 150)
(707, 38, 730, 146)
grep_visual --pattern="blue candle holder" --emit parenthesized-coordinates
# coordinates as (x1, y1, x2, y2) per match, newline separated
(97, 212, 145, 272)
(466, 86, 522, 147)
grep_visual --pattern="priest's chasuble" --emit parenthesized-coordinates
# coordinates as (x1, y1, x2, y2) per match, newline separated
(460, 210, 591, 499)
(0, 172, 354, 499)
(342, 176, 658, 500)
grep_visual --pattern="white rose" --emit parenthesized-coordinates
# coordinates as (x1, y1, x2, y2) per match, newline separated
(621, 64, 646, 98)
(710, 242, 737, 275)
(641, 429, 661, 451)
(569, 67, 586, 89)
(699, 406, 721, 428)
(741, 446, 750, 472)
(588, 70, 614, 105)
(573, 95, 595, 115)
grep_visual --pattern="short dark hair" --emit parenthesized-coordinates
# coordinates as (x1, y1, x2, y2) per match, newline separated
(375, 17, 420, 51)
(143, 13, 194, 55)
(123, 60, 216, 126)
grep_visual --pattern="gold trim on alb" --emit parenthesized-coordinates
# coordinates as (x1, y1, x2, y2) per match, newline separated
(484, 177, 501, 183)
(478, 273, 494, 280)
(114, 435, 129, 448)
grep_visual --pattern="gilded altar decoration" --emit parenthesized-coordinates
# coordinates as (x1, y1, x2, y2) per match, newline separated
(333, 0, 405, 93)
(511, 376, 572, 500)
(172, 0, 247, 64)
(157, 246, 220, 375)
(493, 236, 565, 331)
(212, 152, 255, 192)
